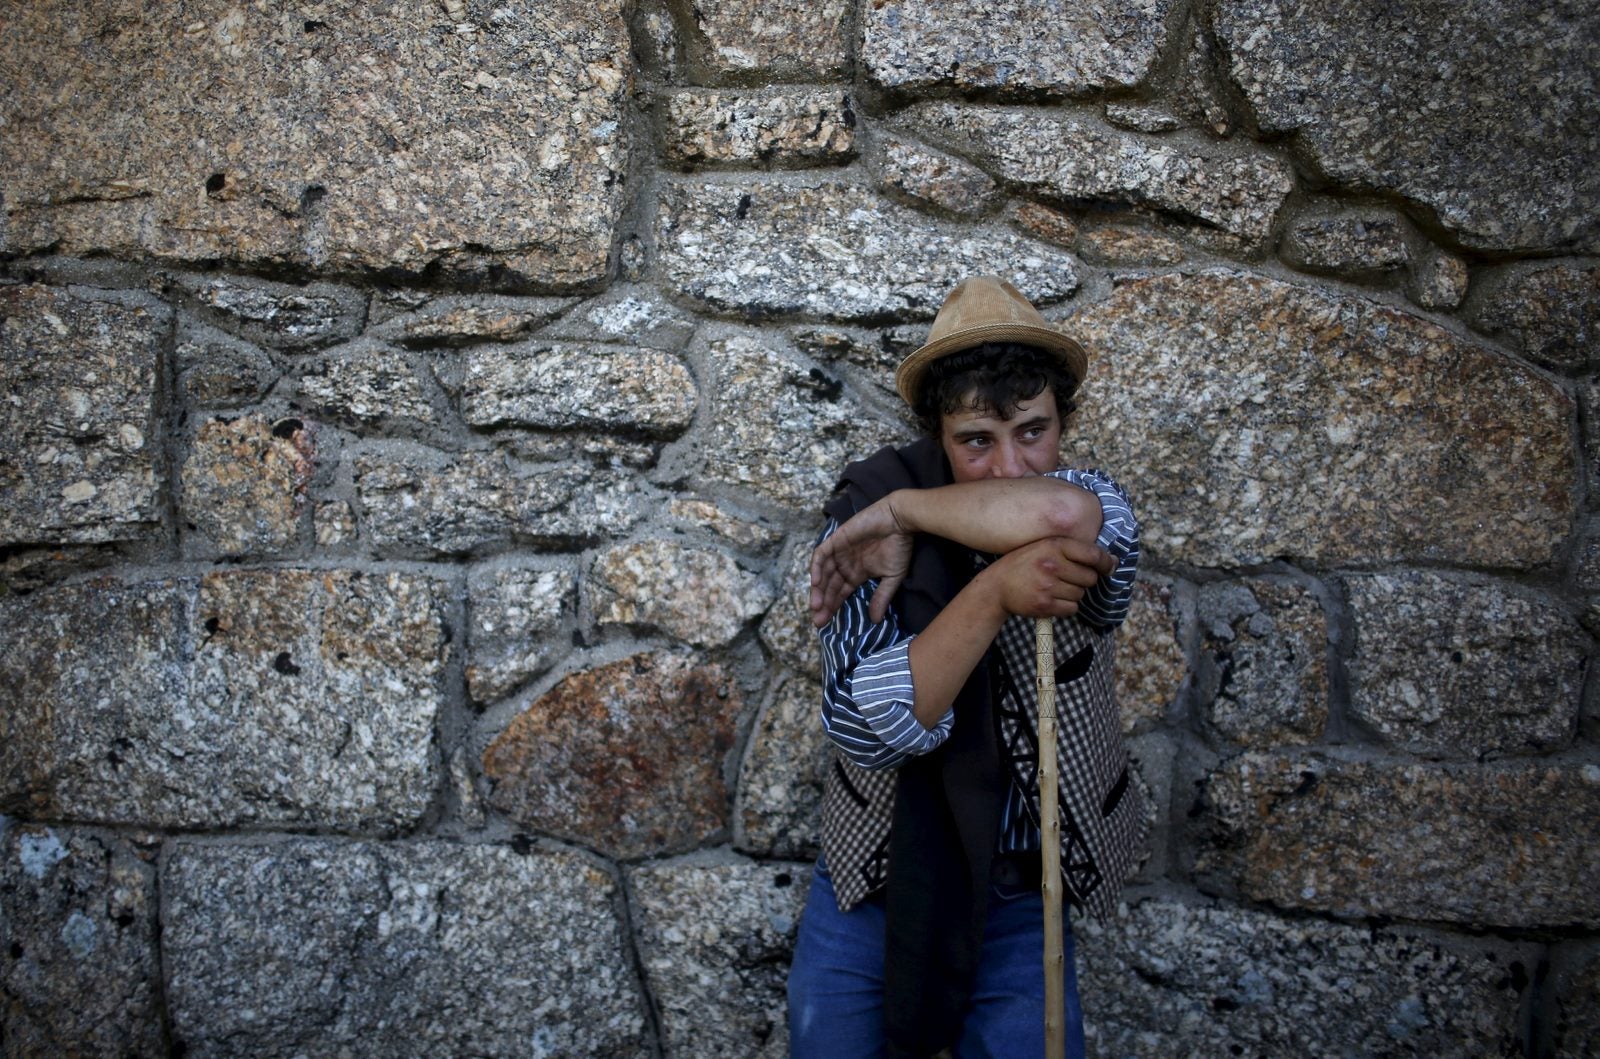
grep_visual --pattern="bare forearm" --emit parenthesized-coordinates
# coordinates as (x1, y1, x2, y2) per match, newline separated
(905, 576, 1008, 728)
(889, 477, 1102, 553)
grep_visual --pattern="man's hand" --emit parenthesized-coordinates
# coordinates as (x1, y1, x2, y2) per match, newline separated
(978, 536, 1116, 620)
(809, 494, 913, 627)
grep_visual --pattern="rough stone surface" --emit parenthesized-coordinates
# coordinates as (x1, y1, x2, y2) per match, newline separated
(665, 498, 784, 553)
(371, 295, 573, 348)
(1550, 946, 1600, 1058)
(697, 336, 901, 512)
(540, 286, 698, 350)
(737, 675, 827, 858)
(1344, 572, 1584, 758)
(906, 103, 1294, 248)
(878, 137, 1001, 217)
(1010, 202, 1080, 247)
(1078, 897, 1528, 1056)
(1198, 753, 1600, 927)
(1078, 224, 1187, 266)
(1408, 248, 1471, 311)
(297, 344, 439, 428)
(181, 415, 313, 555)
(460, 343, 696, 436)
(176, 320, 282, 407)
(1469, 263, 1600, 372)
(1281, 210, 1410, 277)
(0, 284, 166, 546)
(184, 569, 449, 832)
(630, 857, 808, 1058)
(1215, 0, 1600, 252)
(862, 0, 1176, 97)
(1114, 579, 1187, 735)
(662, 89, 856, 168)
(657, 179, 1080, 321)
(2, 2, 634, 285)
(1197, 578, 1328, 748)
(173, 275, 366, 351)
(483, 653, 742, 859)
(315, 500, 357, 546)
(759, 542, 822, 682)
(0, 571, 448, 831)
(466, 565, 576, 705)
(1067, 270, 1575, 568)
(589, 539, 775, 648)
(686, 0, 851, 79)
(0, 825, 164, 1057)
(163, 839, 646, 1057)
(353, 443, 641, 555)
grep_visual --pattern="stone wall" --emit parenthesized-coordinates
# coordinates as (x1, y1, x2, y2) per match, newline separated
(1, 1, 1596, 1055)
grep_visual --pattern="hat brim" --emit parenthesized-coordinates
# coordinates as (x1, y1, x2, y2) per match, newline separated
(894, 321, 1089, 406)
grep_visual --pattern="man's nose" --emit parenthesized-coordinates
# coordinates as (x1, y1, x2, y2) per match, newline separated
(989, 442, 1026, 479)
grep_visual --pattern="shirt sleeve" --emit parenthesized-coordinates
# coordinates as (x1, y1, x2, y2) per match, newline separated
(815, 518, 954, 770)
(1046, 468, 1141, 630)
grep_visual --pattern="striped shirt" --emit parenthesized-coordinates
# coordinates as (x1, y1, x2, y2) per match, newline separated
(817, 468, 1141, 853)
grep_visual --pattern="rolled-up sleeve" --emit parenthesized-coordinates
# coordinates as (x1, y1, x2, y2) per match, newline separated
(1048, 468, 1141, 630)
(815, 520, 954, 770)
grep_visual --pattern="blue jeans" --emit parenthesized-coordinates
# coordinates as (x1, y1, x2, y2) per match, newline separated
(788, 859, 1085, 1059)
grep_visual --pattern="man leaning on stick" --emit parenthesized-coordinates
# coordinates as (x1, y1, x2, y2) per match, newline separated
(787, 276, 1147, 1059)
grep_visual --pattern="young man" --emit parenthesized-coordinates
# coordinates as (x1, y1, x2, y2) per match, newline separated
(788, 276, 1145, 1059)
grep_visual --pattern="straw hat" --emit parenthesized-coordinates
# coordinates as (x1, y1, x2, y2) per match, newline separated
(893, 276, 1087, 406)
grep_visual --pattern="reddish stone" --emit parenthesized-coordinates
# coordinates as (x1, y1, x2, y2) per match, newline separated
(483, 652, 742, 858)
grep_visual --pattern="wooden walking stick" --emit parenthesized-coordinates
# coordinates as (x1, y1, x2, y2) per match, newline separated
(1035, 616, 1066, 1059)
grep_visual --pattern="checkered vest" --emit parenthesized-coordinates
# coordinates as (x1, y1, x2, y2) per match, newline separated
(820, 610, 1147, 920)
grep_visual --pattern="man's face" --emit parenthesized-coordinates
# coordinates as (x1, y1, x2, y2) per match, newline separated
(939, 388, 1061, 483)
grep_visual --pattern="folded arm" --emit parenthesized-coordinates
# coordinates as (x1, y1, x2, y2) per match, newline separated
(810, 474, 1104, 628)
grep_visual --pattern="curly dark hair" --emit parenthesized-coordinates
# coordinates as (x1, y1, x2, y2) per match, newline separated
(911, 341, 1081, 436)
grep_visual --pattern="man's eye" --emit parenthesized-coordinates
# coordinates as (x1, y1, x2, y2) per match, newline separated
(1021, 428, 1044, 441)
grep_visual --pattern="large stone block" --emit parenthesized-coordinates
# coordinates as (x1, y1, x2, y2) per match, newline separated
(0, 285, 166, 547)
(1469, 263, 1600, 372)
(1280, 209, 1411, 278)
(368, 293, 573, 347)
(352, 443, 641, 555)
(1214, 0, 1600, 252)
(662, 88, 856, 168)
(1067, 270, 1575, 568)
(657, 179, 1080, 321)
(685, 0, 852, 79)
(483, 652, 743, 859)
(760, 541, 822, 681)
(460, 342, 697, 436)
(696, 336, 900, 513)
(466, 564, 576, 705)
(1078, 897, 1529, 1056)
(737, 675, 828, 858)
(877, 136, 1001, 218)
(1197, 752, 1600, 927)
(1345, 572, 1584, 758)
(1113, 578, 1187, 735)
(0, 571, 448, 831)
(1196, 578, 1328, 748)
(0, 825, 164, 1057)
(630, 857, 808, 1058)
(162, 839, 647, 1057)
(2, 1, 633, 286)
(172, 274, 366, 352)
(862, 0, 1176, 97)
(903, 103, 1294, 249)
(589, 539, 775, 648)
(540, 286, 698, 351)
(180, 414, 313, 556)
(176, 318, 282, 408)
(296, 344, 440, 429)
